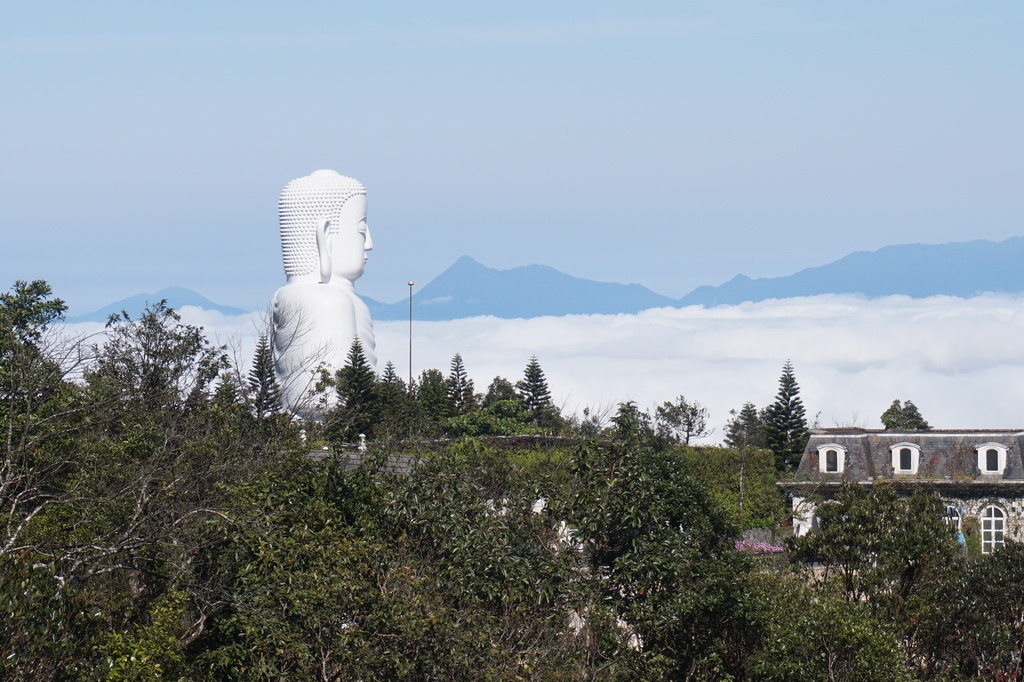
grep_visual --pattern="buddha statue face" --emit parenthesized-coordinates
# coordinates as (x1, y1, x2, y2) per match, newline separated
(326, 192, 373, 282)
(278, 169, 373, 284)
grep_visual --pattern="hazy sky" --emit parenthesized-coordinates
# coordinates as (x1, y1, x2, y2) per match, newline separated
(3, 2, 1022, 314)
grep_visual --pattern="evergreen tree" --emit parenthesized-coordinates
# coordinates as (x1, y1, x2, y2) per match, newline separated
(763, 361, 810, 471)
(377, 361, 406, 401)
(247, 334, 280, 419)
(214, 370, 244, 413)
(516, 356, 559, 428)
(375, 361, 410, 440)
(880, 399, 931, 430)
(445, 353, 477, 414)
(329, 339, 378, 442)
(724, 402, 767, 450)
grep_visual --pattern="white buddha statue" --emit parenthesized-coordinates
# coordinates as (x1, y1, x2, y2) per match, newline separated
(271, 169, 376, 416)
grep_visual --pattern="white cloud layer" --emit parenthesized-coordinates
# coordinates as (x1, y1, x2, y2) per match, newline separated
(72, 295, 1024, 443)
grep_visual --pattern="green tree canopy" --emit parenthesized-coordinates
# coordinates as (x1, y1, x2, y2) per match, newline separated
(481, 376, 518, 408)
(880, 399, 931, 430)
(413, 367, 449, 436)
(88, 301, 228, 416)
(655, 394, 710, 444)
(788, 485, 959, 611)
(567, 401, 752, 677)
(0, 280, 82, 565)
(0, 279, 66, 346)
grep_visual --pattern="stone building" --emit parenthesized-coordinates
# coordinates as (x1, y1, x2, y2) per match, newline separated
(783, 428, 1024, 553)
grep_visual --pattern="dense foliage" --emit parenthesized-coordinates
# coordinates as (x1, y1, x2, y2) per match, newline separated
(5, 280, 1024, 680)
(881, 398, 931, 430)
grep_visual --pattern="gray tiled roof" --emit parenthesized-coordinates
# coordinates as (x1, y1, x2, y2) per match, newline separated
(790, 429, 1024, 490)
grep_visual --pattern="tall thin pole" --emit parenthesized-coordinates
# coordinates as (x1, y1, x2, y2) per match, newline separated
(407, 281, 414, 398)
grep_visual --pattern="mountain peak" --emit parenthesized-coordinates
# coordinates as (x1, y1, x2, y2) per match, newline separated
(373, 257, 675, 320)
(68, 287, 247, 323)
(445, 255, 488, 273)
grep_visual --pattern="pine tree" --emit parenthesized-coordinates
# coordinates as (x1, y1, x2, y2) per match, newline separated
(375, 361, 410, 441)
(248, 334, 280, 420)
(445, 353, 477, 414)
(517, 356, 559, 428)
(215, 371, 243, 411)
(763, 361, 810, 472)
(377, 361, 406, 403)
(329, 339, 378, 441)
(724, 402, 767, 450)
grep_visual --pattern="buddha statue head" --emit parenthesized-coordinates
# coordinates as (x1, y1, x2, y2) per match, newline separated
(278, 169, 374, 285)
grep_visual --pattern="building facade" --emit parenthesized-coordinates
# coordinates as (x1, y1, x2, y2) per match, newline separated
(784, 428, 1024, 553)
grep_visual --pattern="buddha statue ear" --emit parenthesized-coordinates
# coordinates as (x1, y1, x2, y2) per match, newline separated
(315, 218, 332, 283)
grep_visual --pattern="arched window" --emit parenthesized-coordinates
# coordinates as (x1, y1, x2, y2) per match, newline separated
(816, 444, 847, 473)
(890, 443, 921, 475)
(976, 443, 1008, 475)
(981, 505, 1006, 554)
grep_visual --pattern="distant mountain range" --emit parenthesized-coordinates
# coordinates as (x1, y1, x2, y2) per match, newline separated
(367, 256, 676, 320)
(68, 287, 247, 323)
(71, 237, 1024, 322)
(678, 237, 1024, 307)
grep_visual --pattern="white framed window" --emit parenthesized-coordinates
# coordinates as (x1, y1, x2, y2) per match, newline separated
(981, 505, 1006, 554)
(976, 443, 1008, 475)
(817, 443, 847, 473)
(890, 442, 921, 475)
(944, 504, 962, 531)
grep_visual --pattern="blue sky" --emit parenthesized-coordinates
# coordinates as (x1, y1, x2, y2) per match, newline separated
(3, 2, 1022, 314)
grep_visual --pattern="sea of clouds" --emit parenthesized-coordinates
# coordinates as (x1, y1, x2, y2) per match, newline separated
(71, 294, 1024, 444)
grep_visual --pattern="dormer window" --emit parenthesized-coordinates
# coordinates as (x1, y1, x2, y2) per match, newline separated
(890, 443, 921, 475)
(816, 444, 847, 473)
(976, 443, 1008, 475)
(826, 449, 839, 472)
